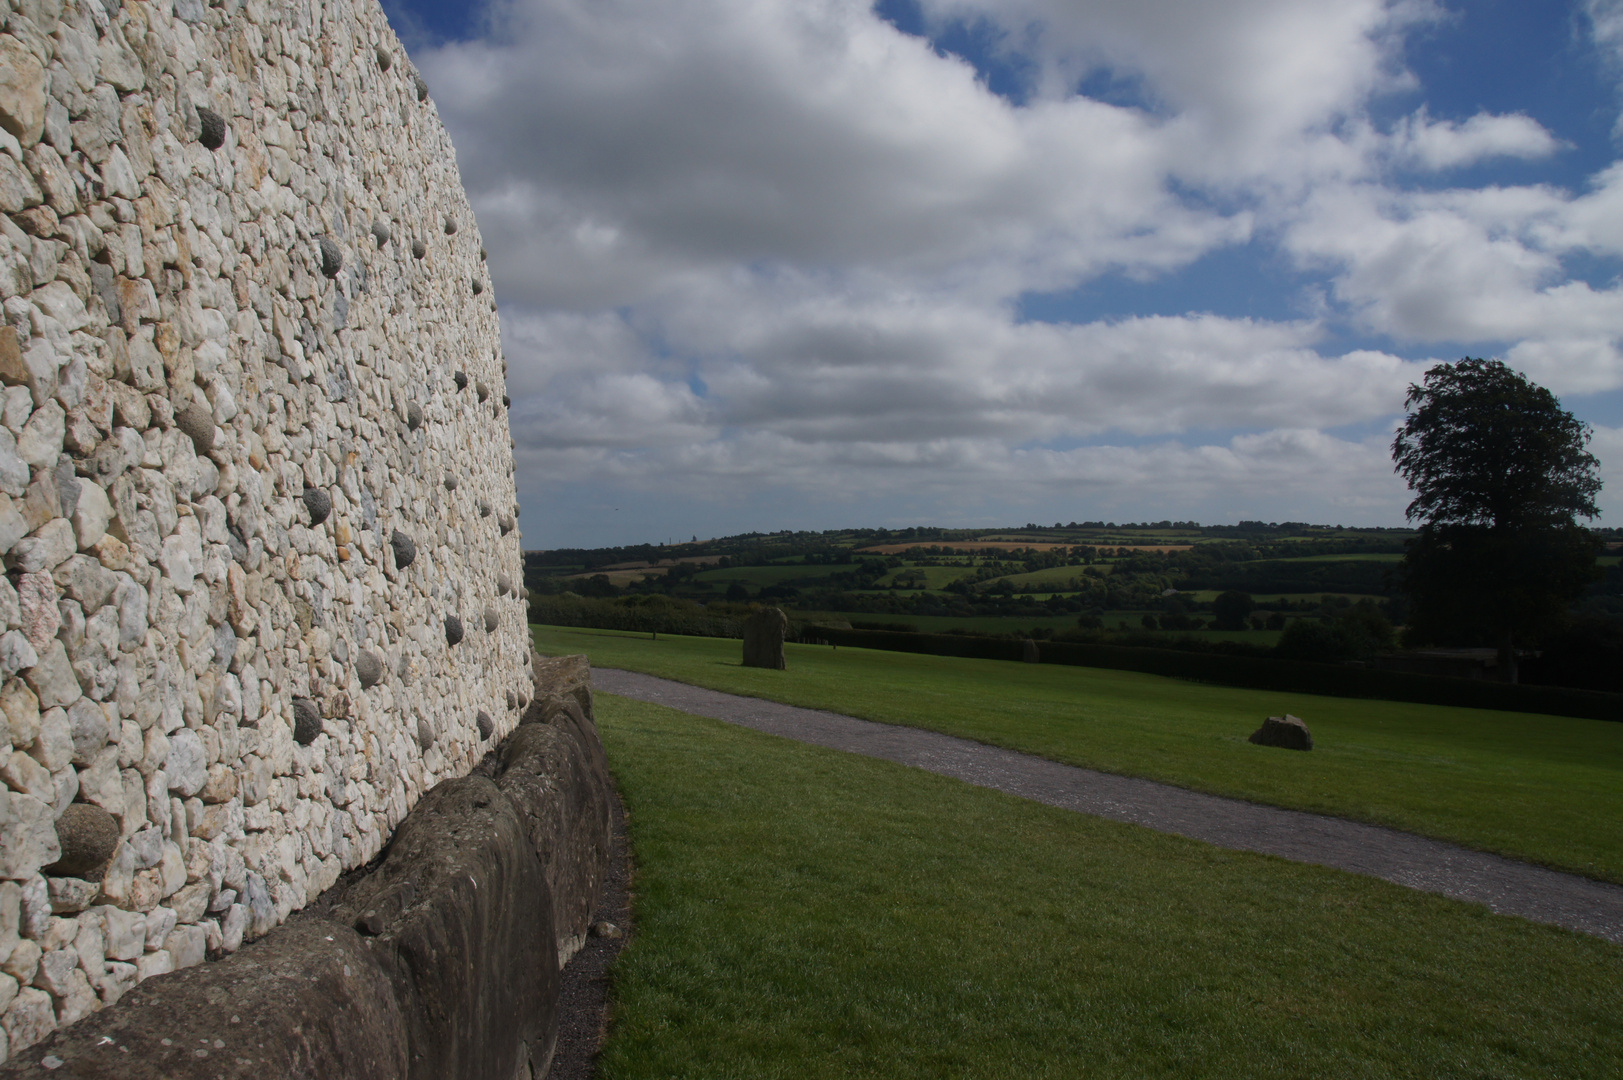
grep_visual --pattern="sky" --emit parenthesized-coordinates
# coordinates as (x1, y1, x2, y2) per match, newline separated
(382, 0, 1623, 548)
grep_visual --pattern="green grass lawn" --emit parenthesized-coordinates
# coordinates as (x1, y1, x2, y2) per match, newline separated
(598, 695, 1623, 1079)
(536, 625, 1623, 882)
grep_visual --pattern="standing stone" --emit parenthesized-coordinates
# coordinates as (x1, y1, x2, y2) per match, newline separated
(742, 607, 788, 670)
(303, 487, 333, 525)
(390, 530, 416, 569)
(291, 700, 322, 746)
(1248, 714, 1313, 751)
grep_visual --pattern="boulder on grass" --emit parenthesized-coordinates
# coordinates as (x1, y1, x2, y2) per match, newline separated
(1249, 714, 1313, 751)
(742, 607, 788, 670)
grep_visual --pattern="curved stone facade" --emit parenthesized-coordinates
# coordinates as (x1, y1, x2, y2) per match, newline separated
(0, 0, 525, 1057)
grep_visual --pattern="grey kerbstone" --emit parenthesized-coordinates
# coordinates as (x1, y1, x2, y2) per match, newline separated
(46, 803, 118, 876)
(445, 616, 463, 646)
(371, 220, 391, 247)
(391, 530, 416, 569)
(292, 699, 322, 745)
(355, 650, 383, 689)
(1249, 714, 1313, 751)
(476, 710, 493, 740)
(303, 486, 332, 525)
(742, 607, 788, 670)
(196, 107, 225, 150)
(318, 237, 343, 278)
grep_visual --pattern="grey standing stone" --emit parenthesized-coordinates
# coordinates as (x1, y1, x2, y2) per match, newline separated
(196, 107, 225, 150)
(303, 486, 332, 525)
(176, 402, 215, 454)
(742, 607, 788, 670)
(355, 650, 383, 689)
(370, 221, 391, 247)
(318, 237, 343, 278)
(445, 616, 464, 646)
(292, 698, 322, 745)
(476, 710, 492, 740)
(1249, 714, 1313, 751)
(46, 803, 119, 876)
(390, 530, 416, 569)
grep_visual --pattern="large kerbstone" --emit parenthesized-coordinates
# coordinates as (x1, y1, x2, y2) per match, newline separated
(497, 721, 612, 965)
(531, 651, 592, 719)
(0, 917, 408, 1078)
(334, 777, 558, 1080)
(1248, 714, 1313, 751)
(742, 606, 788, 670)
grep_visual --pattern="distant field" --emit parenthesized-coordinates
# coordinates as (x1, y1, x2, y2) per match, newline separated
(599, 696, 1623, 1079)
(857, 541, 1192, 554)
(689, 564, 847, 587)
(537, 625, 1623, 882)
(1265, 553, 1406, 563)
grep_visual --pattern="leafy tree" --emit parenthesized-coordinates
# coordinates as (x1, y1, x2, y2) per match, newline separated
(1391, 358, 1603, 680)
(1211, 590, 1254, 630)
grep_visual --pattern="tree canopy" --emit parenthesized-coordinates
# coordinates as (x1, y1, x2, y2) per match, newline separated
(1391, 357, 1600, 530)
(1390, 358, 1603, 675)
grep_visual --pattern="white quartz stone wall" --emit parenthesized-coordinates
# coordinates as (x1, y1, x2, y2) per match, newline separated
(0, 0, 528, 1058)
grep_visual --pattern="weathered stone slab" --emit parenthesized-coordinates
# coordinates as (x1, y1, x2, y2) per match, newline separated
(742, 606, 788, 670)
(0, 917, 408, 1078)
(1248, 714, 1313, 751)
(497, 722, 612, 965)
(334, 777, 558, 1080)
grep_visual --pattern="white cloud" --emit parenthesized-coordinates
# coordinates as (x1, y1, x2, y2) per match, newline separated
(412, 0, 1623, 535)
(1389, 110, 1561, 171)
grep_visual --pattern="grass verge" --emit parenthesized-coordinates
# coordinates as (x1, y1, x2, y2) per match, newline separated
(598, 694, 1623, 1079)
(536, 625, 1623, 883)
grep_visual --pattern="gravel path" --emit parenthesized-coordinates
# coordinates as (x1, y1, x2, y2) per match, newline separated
(595, 667, 1623, 944)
